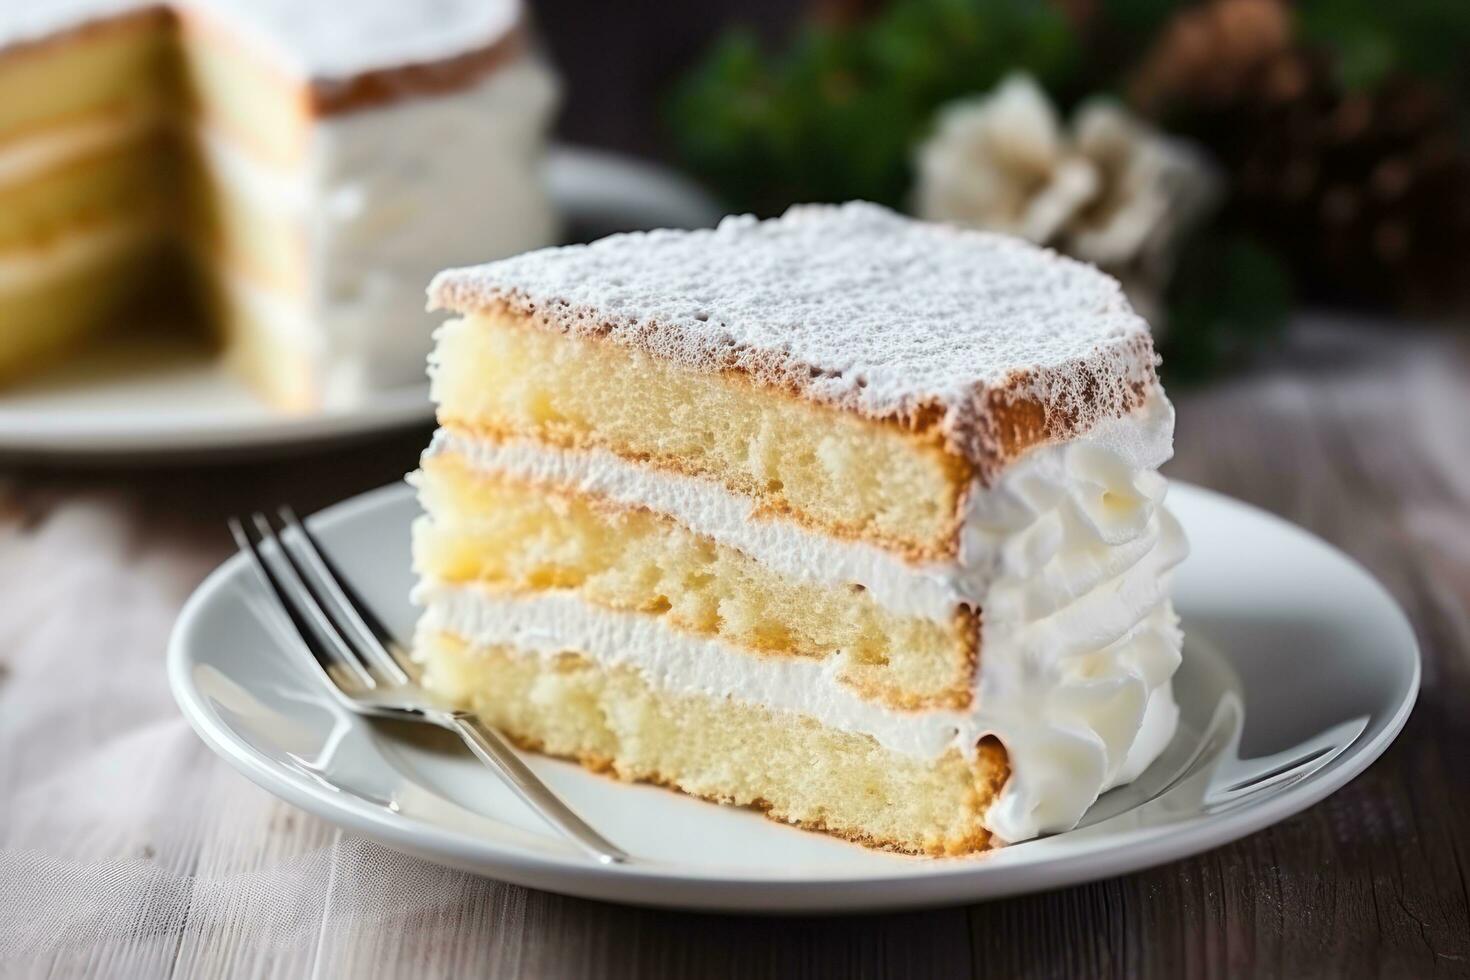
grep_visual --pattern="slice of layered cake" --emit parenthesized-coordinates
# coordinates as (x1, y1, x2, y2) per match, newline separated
(412, 202, 1187, 854)
(0, 0, 556, 408)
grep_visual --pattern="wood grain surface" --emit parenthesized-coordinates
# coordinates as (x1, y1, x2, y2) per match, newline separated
(0, 320, 1466, 979)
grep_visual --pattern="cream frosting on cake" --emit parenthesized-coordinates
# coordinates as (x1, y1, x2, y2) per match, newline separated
(0, 0, 556, 406)
(414, 204, 1187, 854)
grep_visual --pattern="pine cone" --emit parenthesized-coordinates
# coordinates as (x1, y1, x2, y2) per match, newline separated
(808, 0, 888, 27)
(1130, 0, 1293, 116)
(1132, 0, 1470, 309)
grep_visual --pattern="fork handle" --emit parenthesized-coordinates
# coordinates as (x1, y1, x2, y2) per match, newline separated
(449, 715, 630, 865)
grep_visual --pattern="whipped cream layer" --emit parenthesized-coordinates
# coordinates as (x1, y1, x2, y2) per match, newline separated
(428, 392, 1177, 624)
(417, 392, 1187, 842)
(427, 428, 968, 622)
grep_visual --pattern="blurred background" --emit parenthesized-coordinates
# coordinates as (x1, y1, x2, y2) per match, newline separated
(539, 0, 1470, 381)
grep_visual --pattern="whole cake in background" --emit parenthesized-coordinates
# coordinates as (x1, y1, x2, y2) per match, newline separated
(411, 202, 1187, 855)
(0, 0, 557, 409)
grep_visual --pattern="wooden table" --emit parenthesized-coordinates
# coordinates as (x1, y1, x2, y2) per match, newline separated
(1, 320, 1466, 978)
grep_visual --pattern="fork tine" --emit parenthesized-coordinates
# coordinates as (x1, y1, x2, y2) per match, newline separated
(277, 506, 411, 684)
(231, 514, 631, 865)
(229, 516, 362, 692)
(264, 510, 404, 685)
(246, 512, 377, 691)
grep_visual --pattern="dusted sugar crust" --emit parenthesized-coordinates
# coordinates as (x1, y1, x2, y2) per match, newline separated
(429, 202, 1161, 483)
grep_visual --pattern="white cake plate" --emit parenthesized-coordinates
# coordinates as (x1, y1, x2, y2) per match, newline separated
(0, 145, 723, 462)
(169, 481, 1419, 913)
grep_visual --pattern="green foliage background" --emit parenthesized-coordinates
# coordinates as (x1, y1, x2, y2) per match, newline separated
(666, 0, 1470, 379)
(669, 0, 1078, 216)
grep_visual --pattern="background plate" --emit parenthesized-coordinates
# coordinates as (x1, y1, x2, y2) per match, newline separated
(0, 146, 722, 462)
(169, 482, 1419, 913)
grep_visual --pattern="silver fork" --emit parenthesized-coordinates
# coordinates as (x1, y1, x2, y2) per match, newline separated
(229, 506, 629, 865)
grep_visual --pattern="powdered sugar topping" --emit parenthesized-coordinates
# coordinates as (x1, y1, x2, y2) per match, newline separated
(430, 202, 1161, 474)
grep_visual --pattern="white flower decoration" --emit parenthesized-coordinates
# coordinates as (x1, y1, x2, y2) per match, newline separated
(915, 73, 1219, 331)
